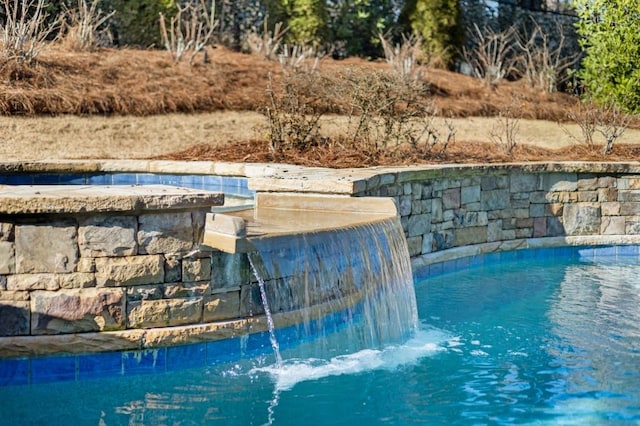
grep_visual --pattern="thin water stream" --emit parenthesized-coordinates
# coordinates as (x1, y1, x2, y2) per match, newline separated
(248, 253, 283, 369)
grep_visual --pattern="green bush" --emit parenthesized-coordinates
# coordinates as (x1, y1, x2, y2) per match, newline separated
(574, 0, 640, 113)
(108, 0, 177, 47)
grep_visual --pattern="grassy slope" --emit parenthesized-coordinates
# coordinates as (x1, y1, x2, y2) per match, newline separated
(1, 46, 639, 166)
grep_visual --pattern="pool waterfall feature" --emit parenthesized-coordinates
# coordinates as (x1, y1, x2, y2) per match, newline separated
(3, 160, 640, 369)
(204, 192, 419, 358)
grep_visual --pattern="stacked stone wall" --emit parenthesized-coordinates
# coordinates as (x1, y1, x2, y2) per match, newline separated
(360, 171, 638, 258)
(0, 209, 241, 337)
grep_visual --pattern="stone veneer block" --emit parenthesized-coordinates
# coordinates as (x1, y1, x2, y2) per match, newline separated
(601, 216, 625, 235)
(211, 251, 250, 289)
(461, 185, 481, 204)
(182, 258, 212, 282)
(442, 188, 461, 210)
(542, 173, 577, 192)
(0, 300, 30, 336)
(137, 212, 194, 254)
(618, 177, 640, 190)
(0, 222, 13, 241)
(454, 226, 488, 246)
(481, 189, 510, 211)
(563, 203, 601, 235)
(127, 297, 203, 328)
(164, 255, 182, 283)
(164, 281, 210, 298)
(625, 221, 640, 235)
(0, 290, 29, 301)
(7, 274, 60, 291)
(510, 173, 538, 193)
(95, 255, 164, 287)
(533, 217, 547, 237)
(0, 241, 15, 274)
(203, 291, 241, 322)
(78, 215, 137, 257)
(620, 202, 640, 216)
(406, 214, 430, 237)
(15, 221, 78, 273)
(601, 202, 621, 216)
(406, 236, 423, 257)
(58, 273, 96, 289)
(30, 288, 125, 335)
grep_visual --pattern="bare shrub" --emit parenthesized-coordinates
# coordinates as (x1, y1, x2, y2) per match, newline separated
(159, 0, 217, 64)
(597, 103, 632, 155)
(0, 0, 62, 63)
(560, 101, 599, 147)
(260, 71, 331, 156)
(338, 68, 445, 154)
(62, 0, 114, 51)
(515, 19, 580, 93)
(489, 98, 521, 155)
(560, 101, 631, 154)
(462, 24, 517, 87)
(378, 33, 424, 81)
(258, 67, 451, 159)
(245, 19, 287, 61)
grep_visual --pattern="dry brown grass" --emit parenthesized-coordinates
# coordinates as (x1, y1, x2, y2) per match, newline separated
(1, 45, 639, 167)
(158, 138, 640, 168)
(0, 46, 577, 119)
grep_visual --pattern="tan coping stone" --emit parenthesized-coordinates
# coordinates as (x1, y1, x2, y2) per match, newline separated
(206, 212, 247, 237)
(0, 160, 103, 174)
(202, 231, 249, 254)
(255, 192, 398, 215)
(213, 162, 245, 176)
(94, 160, 153, 172)
(249, 177, 364, 194)
(0, 185, 223, 215)
(148, 161, 216, 175)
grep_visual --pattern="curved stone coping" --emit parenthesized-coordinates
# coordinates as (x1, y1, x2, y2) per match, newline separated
(411, 235, 640, 279)
(0, 184, 223, 214)
(0, 286, 364, 359)
(0, 159, 297, 178)
(2, 159, 640, 195)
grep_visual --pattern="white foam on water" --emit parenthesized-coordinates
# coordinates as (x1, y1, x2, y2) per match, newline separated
(252, 327, 452, 392)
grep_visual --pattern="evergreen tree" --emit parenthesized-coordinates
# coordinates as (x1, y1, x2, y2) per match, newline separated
(400, 0, 463, 68)
(266, 0, 328, 46)
(288, 0, 328, 46)
(573, 0, 640, 113)
(107, 0, 177, 47)
(327, 0, 397, 58)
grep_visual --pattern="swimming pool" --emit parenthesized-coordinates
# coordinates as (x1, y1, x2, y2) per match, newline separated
(1, 246, 639, 425)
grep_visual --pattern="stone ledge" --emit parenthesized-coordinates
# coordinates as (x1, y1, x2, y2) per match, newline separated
(412, 235, 640, 272)
(0, 185, 223, 214)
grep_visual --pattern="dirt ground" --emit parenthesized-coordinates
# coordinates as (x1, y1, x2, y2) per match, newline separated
(1, 46, 638, 167)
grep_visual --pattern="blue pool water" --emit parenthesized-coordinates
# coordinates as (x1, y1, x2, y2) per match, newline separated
(2, 247, 640, 425)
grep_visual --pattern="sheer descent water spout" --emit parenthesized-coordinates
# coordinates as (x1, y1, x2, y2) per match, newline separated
(203, 193, 419, 359)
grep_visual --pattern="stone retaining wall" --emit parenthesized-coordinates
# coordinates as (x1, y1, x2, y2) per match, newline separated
(357, 170, 637, 258)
